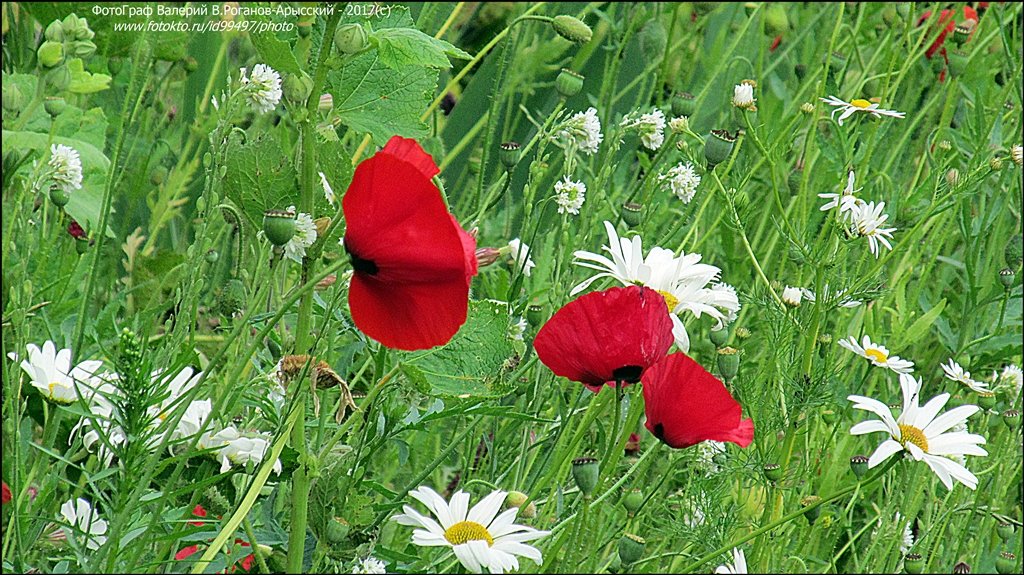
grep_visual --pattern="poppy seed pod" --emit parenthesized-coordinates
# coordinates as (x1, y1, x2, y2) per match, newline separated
(716, 346, 740, 382)
(621, 488, 643, 516)
(904, 553, 925, 574)
(326, 517, 350, 544)
(995, 552, 1017, 575)
(976, 391, 996, 410)
(334, 23, 368, 54)
(763, 463, 782, 482)
(263, 209, 297, 247)
(499, 141, 521, 170)
(849, 455, 869, 478)
(571, 457, 600, 496)
(953, 561, 970, 574)
(997, 522, 1014, 542)
(671, 92, 696, 117)
(621, 202, 642, 228)
(526, 304, 545, 326)
(704, 130, 736, 168)
(49, 188, 70, 208)
(618, 534, 645, 565)
(44, 96, 67, 118)
(551, 15, 593, 43)
(709, 326, 729, 347)
(999, 268, 1016, 290)
(1002, 409, 1020, 429)
(800, 495, 822, 524)
(555, 68, 585, 98)
(947, 49, 969, 77)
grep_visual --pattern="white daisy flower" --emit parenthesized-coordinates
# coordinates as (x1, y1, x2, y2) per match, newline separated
(941, 359, 990, 394)
(800, 285, 862, 308)
(848, 373, 988, 490)
(818, 170, 864, 216)
(319, 171, 336, 206)
(997, 364, 1022, 401)
(507, 238, 535, 277)
(838, 335, 915, 374)
(7, 341, 103, 405)
(872, 512, 915, 555)
(48, 144, 84, 193)
(352, 556, 387, 574)
(284, 206, 318, 263)
(849, 201, 896, 258)
(557, 107, 603, 155)
(1011, 145, 1022, 167)
(732, 82, 756, 111)
(781, 286, 803, 307)
(570, 221, 738, 351)
(241, 64, 282, 114)
(621, 108, 667, 150)
(820, 95, 906, 126)
(172, 399, 213, 441)
(554, 176, 586, 215)
(59, 498, 108, 550)
(391, 485, 550, 574)
(199, 426, 282, 475)
(715, 548, 748, 574)
(659, 162, 701, 204)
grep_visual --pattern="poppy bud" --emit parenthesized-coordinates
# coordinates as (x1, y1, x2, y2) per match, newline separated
(621, 488, 643, 516)
(334, 23, 368, 54)
(953, 561, 970, 574)
(800, 495, 822, 524)
(704, 130, 736, 168)
(1002, 409, 1020, 429)
(526, 304, 545, 326)
(504, 490, 537, 518)
(45, 19, 65, 42)
(638, 20, 667, 62)
(46, 65, 72, 91)
(996, 552, 1017, 575)
(3, 84, 24, 113)
(49, 188, 70, 208)
(618, 533, 645, 565)
(904, 553, 925, 574)
(763, 462, 782, 482)
(75, 235, 91, 255)
(150, 165, 168, 186)
(716, 346, 740, 382)
(621, 202, 642, 228)
(997, 522, 1014, 542)
(262, 209, 296, 247)
(37, 40, 65, 68)
(499, 141, 521, 170)
(671, 92, 696, 117)
(551, 15, 592, 43)
(976, 391, 996, 410)
(555, 68, 584, 98)
(44, 96, 67, 118)
(849, 455, 869, 478)
(764, 3, 790, 35)
(947, 50, 968, 77)
(571, 457, 599, 497)
(283, 72, 313, 105)
(999, 268, 1016, 290)
(709, 326, 729, 347)
(1005, 235, 1022, 268)
(326, 516, 350, 543)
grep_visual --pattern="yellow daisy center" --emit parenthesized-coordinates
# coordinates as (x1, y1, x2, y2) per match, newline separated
(656, 290, 680, 313)
(850, 99, 872, 108)
(444, 521, 494, 546)
(864, 348, 888, 364)
(898, 424, 929, 453)
(48, 381, 61, 397)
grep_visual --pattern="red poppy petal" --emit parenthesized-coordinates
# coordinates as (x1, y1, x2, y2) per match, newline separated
(452, 215, 478, 284)
(534, 286, 674, 388)
(381, 136, 440, 180)
(1, 482, 11, 505)
(349, 274, 470, 350)
(175, 545, 201, 561)
(641, 353, 754, 449)
(240, 554, 255, 572)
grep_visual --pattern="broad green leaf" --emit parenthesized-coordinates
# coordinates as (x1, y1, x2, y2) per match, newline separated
(902, 298, 947, 346)
(67, 58, 112, 94)
(399, 300, 519, 398)
(222, 132, 299, 229)
(370, 27, 471, 70)
(247, 16, 303, 76)
(53, 107, 109, 151)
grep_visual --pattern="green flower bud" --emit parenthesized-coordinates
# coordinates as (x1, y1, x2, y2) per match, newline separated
(551, 15, 592, 43)
(1002, 409, 1020, 429)
(284, 72, 314, 105)
(44, 96, 67, 118)
(999, 268, 1016, 289)
(904, 553, 925, 574)
(996, 522, 1014, 542)
(617, 533, 645, 566)
(75, 235, 90, 255)
(716, 346, 740, 382)
(800, 495, 822, 524)
(263, 209, 297, 247)
(44, 20, 65, 42)
(326, 516, 350, 544)
(46, 65, 72, 91)
(638, 20, 667, 62)
(150, 166, 168, 186)
(704, 130, 736, 168)
(621, 488, 643, 516)
(621, 202, 642, 228)
(735, 326, 751, 340)
(334, 23, 368, 55)
(671, 92, 696, 118)
(763, 462, 782, 482)
(555, 68, 585, 98)
(183, 56, 199, 73)
(709, 326, 729, 347)
(990, 156, 1004, 171)
(38, 40, 66, 68)
(205, 249, 219, 264)
(1005, 235, 1023, 269)
(504, 490, 536, 519)
(996, 552, 1017, 575)
(527, 304, 545, 326)
(3, 83, 24, 113)
(849, 455, 869, 479)
(499, 142, 521, 171)
(72, 40, 97, 59)
(297, 22, 312, 38)
(49, 188, 70, 208)
(571, 457, 599, 497)
(764, 3, 790, 35)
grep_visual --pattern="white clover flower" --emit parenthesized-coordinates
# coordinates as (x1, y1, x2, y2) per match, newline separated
(819, 170, 864, 217)
(48, 144, 84, 193)
(838, 335, 915, 374)
(781, 286, 803, 307)
(284, 206, 318, 263)
(199, 426, 282, 474)
(659, 162, 701, 204)
(7, 341, 103, 405)
(59, 498, 108, 551)
(848, 373, 988, 490)
(715, 548, 748, 574)
(849, 201, 896, 258)
(241, 64, 282, 114)
(352, 556, 387, 574)
(554, 176, 586, 215)
(319, 171, 336, 206)
(941, 359, 990, 394)
(621, 108, 667, 150)
(820, 96, 905, 126)
(732, 82, 756, 111)
(668, 116, 689, 135)
(1010, 145, 1022, 167)
(557, 107, 603, 155)
(507, 238, 535, 277)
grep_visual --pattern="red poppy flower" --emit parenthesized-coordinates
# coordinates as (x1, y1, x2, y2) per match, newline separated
(189, 503, 208, 527)
(918, 6, 978, 59)
(769, 34, 782, 53)
(1, 481, 11, 505)
(175, 539, 254, 573)
(343, 136, 477, 351)
(67, 220, 86, 240)
(642, 352, 754, 449)
(534, 285, 675, 392)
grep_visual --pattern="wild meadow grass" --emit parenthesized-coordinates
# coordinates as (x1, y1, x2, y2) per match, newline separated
(1, 2, 1022, 573)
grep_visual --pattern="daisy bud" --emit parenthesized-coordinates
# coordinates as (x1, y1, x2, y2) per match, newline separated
(999, 268, 1016, 290)
(44, 95, 67, 117)
(997, 523, 1014, 542)
(571, 457, 600, 497)
(849, 455, 869, 478)
(504, 490, 537, 518)
(764, 3, 790, 35)
(638, 20, 667, 62)
(799, 101, 814, 115)
(953, 561, 970, 574)
(990, 157, 1004, 171)
(618, 533, 645, 566)
(947, 50, 968, 77)
(37, 40, 65, 68)
(762, 462, 782, 483)
(716, 346, 740, 383)
(996, 552, 1017, 575)
(499, 142, 521, 170)
(262, 209, 297, 247)
(735, 326, 751, 340)
(668, 115, 689, 135)
(977, 391, 996, 410)
(621, 488, 643, 516)
(551, 15, 593, 44)
(904, 553, 925, 574)
(704, 130, 736, 168)
(1002, 409, 1020, 429)
(800, 495, 822, 524)
(334, 23, 368, 54)
(946, 169, 961, 189)
(555, 68, 585, 98)
(1011, 145, 1023, 167)
(671, 92, 696, 117)
(326, 516, 350, 544)
(1005, 235, 1023, 268)
(621, 202, 642, 228)
(49, 188, 70, 208)
(526, 304, 545, 326)
(709, 326, 729, 347)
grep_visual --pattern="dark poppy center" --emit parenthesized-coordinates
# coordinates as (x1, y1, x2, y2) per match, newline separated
(611, 365, 643, 384)
(652, 422, 665, 441)
(346, 245, 378, 276)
